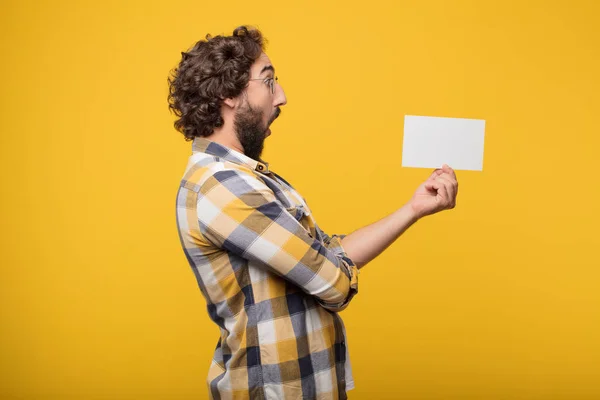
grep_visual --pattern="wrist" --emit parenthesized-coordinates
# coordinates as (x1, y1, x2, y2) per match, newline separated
(400, 202, 422, 224)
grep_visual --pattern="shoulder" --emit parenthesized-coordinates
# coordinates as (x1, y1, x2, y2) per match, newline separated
(180, 154, 275, 208)
(181, 153, 260, 190)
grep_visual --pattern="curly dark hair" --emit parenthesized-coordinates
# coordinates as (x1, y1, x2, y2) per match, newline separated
(167, 26, 266, 140)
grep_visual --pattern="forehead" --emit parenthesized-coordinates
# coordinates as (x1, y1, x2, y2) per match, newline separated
(250, 52, 273, 75)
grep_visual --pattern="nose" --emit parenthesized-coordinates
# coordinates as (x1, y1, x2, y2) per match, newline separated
(274, 83, 287, 107)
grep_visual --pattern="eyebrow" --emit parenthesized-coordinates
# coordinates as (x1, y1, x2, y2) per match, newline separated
(259, 65, 275, 76)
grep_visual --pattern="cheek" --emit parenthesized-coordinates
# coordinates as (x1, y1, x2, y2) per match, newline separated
(261, 99, 273, 120)
(247, 89, 273, 122)
(261, 95, 273, 110)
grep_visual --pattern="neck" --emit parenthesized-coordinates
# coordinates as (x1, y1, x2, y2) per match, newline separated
(206, 119, 243, 154)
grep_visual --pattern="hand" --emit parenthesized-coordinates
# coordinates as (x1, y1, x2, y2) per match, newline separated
(409, 164, 458, 219)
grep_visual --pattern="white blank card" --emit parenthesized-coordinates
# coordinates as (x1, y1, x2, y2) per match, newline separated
(402, 115, 485, 171)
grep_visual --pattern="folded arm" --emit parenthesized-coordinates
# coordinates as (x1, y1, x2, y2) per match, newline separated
(196, 168, 359, 312)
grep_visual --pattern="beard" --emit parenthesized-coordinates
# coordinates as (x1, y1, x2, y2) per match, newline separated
(234, 102, 280, 161)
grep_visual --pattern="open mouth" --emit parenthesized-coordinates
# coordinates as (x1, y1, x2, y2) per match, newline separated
(266, 108, 280, 136)
(270, 108, 281, 124)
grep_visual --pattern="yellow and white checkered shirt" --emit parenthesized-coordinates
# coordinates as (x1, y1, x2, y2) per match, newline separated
(176, 138, 359, 399)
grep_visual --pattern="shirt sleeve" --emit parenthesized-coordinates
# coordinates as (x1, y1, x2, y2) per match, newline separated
(195, 168, 358, 312)
(315, 225, 346, 247)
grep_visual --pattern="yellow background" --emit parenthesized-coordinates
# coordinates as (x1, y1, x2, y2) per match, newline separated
(1, 0, 599, 398)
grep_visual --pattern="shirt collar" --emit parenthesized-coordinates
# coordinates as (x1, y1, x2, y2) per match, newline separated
(192, 137, 271, 174)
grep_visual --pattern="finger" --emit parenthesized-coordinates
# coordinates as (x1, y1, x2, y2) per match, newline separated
(440, 168, 457, 184)
(424, 180, 441, 191)
(443, 177, 457, 205)
(435, 176, 455, 207)
(436, 180, 450, 204)
(438, 172, 458, 196)
(438, 172, 457, 187)
(427, 168, 444, 181)
(435, 176, 453, 201)
(442, 164, 457, 181)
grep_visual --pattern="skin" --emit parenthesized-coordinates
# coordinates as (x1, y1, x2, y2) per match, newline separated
(210, 53, 286, 156)
(207, 52, 459, 269)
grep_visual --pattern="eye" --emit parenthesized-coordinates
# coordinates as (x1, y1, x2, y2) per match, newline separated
(265, 77, 275, 93)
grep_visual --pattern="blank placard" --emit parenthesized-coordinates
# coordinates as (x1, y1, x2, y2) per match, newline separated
(402, 115, 485, 171)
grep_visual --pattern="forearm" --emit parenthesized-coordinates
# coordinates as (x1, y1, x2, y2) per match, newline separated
(340, 203, 419, 269)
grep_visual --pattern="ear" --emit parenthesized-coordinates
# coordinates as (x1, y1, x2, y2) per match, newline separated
(223, 97, 237, 109)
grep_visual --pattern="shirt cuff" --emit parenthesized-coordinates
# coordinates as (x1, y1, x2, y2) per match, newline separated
(322, 234, 359, 312)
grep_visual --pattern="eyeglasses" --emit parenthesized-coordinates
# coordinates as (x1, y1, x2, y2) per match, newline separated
(248, 76, 278, 94)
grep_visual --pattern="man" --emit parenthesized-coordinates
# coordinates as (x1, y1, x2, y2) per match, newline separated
(169, 26, 458, 400)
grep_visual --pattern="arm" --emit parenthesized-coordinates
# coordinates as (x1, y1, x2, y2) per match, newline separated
(341, 164, 459, 269)
(196, 168, 358, 312)
(341, 203, 418, 269)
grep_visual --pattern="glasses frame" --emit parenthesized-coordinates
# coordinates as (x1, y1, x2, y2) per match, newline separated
(248, 76, 278, 94)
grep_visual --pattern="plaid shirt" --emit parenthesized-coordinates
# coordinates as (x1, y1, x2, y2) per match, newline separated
(176, 138, 359, 399)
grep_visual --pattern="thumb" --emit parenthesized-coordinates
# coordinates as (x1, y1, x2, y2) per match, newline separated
(424, 180, 440, 191)
(427, 168, 444, 181)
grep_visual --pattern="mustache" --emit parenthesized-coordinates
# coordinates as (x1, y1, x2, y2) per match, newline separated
(269, 107, 281, 125)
